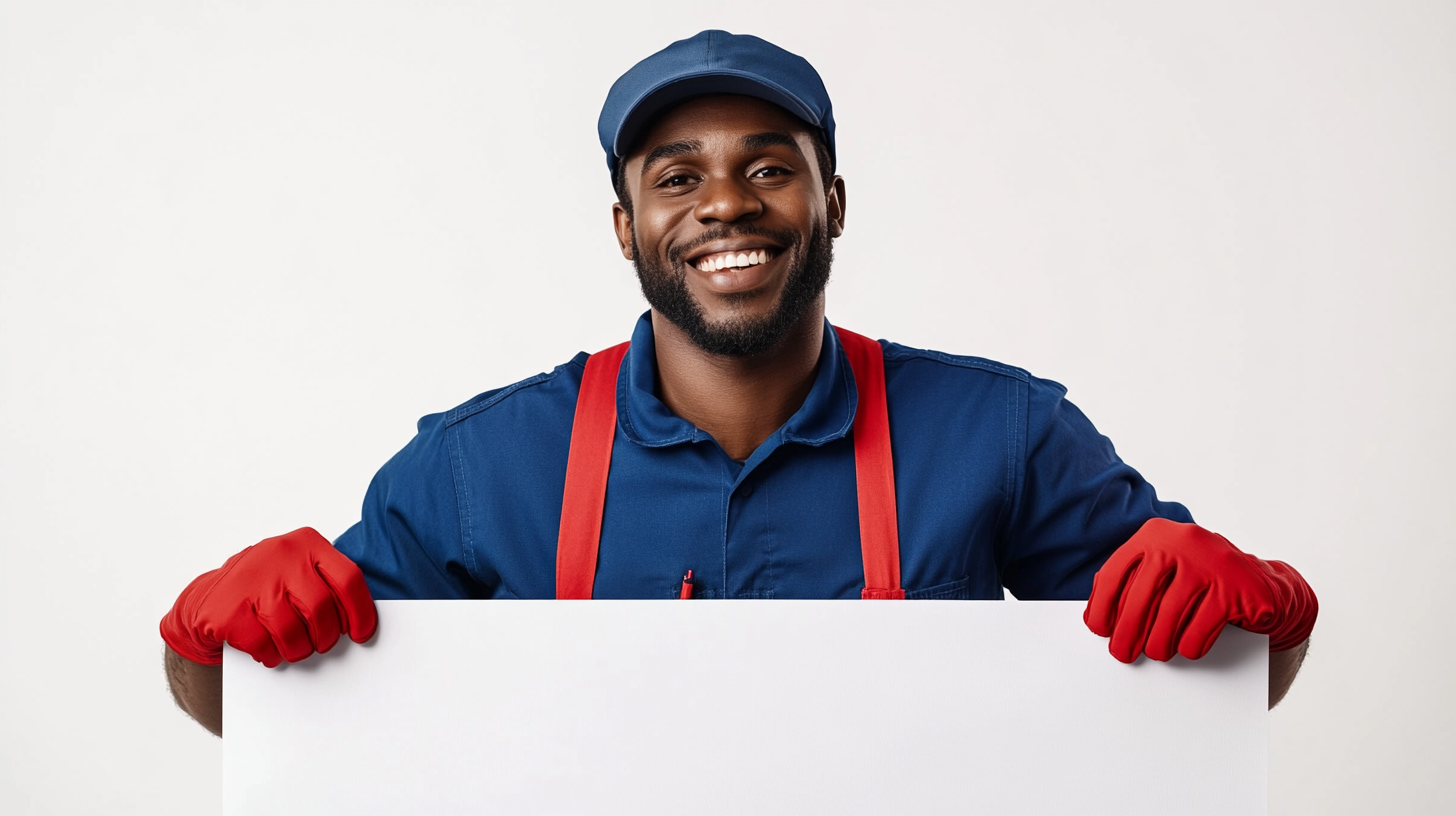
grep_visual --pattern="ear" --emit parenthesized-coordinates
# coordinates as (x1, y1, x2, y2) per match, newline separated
(611, 201, 634, 260)
(826, 175, 847, 238)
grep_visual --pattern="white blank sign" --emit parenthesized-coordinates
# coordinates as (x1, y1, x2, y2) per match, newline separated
(225, 601, 1267, 814)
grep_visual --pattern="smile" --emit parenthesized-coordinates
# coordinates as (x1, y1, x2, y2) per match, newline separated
(692, 249, 777, 273)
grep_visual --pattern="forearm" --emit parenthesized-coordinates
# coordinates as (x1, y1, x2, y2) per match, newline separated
(1268, 638, 1308, 710)
(165, 646, 223, 736)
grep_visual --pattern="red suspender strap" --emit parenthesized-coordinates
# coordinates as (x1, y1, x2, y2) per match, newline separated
(555, 342, 630, 599)
(835, 327, 906, 600)
(556, 330, 902, 601)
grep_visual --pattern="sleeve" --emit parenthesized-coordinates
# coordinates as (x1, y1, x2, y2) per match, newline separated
(332, 412, 485, 600)
(998, 376, 1193, 601)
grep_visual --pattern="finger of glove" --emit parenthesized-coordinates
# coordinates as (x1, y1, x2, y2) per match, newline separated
(1144, 582, 1208, 662)
(1084, 548, 1143, 637)
(254, 601, 318, 664)
(226, 615, 285, 669)
(1108, 561, 1177, 663)
(283, 581, 344, 655)
(314, 551, 378, 643)
(1177, 596, 1232, 660)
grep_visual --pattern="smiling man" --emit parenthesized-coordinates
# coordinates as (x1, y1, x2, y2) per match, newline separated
(161, 31, 1316, 737)
(613, 93, 842, 463)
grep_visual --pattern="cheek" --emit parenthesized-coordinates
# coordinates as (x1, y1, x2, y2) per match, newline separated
(639, 210, 689, 260)
(768, 187, 824, 227)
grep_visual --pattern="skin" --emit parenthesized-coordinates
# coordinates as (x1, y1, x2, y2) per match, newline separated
(612, 95, 846, 462)
(166, 646, 222, 736)
(165, 94, 1305, 734)
(1269, 639, 1308, 709)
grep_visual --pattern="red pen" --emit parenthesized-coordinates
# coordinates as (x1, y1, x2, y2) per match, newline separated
(679, 569, 694, 599)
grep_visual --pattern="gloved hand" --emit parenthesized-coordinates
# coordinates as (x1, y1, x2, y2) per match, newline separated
(160, 527, 377, 668)
(1084, 518, 1317, 663)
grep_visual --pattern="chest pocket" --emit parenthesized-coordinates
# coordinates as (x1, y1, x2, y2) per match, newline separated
(905, 575, 972, 600)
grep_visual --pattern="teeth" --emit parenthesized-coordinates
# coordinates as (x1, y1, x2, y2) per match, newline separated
(695, 249, 773, 272)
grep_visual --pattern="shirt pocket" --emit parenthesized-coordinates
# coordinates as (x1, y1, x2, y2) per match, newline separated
(905, 575, 971, 600)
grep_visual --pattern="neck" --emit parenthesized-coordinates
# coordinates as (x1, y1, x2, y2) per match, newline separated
(650, 302, 826, 462)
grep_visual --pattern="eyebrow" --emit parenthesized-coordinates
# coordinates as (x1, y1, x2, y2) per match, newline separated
(640, 140, 703, 174)
(638, 131, 807, 175)
(741, 131, 804, 156)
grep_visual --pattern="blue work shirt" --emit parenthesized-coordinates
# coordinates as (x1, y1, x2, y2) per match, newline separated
(335, 313, 1191, 601)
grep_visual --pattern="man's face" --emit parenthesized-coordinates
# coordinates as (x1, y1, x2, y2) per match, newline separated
(613, 95, 846, 357)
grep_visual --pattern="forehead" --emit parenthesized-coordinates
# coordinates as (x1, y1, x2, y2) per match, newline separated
(626, 94, 816, 162)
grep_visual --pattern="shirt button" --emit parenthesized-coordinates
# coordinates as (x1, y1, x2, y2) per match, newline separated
(738, 482, 755, 498)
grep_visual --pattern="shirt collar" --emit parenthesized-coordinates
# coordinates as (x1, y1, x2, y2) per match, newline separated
(616, 311, 857, 452)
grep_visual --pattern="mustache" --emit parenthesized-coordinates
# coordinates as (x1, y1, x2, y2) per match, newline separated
(667, 225, 799, 267)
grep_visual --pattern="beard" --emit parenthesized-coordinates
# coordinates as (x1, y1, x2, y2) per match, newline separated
(632, 221, 834, 357)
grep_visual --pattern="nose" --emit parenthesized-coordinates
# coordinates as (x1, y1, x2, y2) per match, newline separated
(692, 174, 764, 224)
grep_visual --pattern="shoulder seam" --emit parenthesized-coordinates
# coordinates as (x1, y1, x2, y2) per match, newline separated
(881, 343, 1031, 383)
(443, 355, 588, 427)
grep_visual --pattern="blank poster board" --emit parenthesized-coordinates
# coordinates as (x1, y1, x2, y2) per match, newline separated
(225, 601, 1267, 814)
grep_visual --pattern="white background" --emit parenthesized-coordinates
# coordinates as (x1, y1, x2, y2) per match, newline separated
(1, 1, 1451, 813)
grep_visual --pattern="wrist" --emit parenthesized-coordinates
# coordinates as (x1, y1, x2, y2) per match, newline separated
(1252, 557, 1318, 651)
(159, 613, 223, 665)
(159, 570, 227, 665)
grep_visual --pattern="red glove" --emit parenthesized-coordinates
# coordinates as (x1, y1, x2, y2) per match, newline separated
(1084, 518, 1317, 663)
(160, 527, 377, 668)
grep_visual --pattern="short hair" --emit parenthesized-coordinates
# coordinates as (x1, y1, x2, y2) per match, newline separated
(613, 129, 835, 217)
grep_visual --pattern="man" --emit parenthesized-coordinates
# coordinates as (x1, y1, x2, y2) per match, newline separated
(161, 30, 1316, 737)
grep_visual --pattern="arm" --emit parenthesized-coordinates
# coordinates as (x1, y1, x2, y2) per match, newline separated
(1269, 638, 1309, 709)
(160, 415, 480, 735)
(159, 527, 378, 736)
(165, 646, 222, 736)
(994, 380, 1317, 698)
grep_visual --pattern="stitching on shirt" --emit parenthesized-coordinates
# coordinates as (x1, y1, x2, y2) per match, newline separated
(764, 483, 776, 594)
(781, 331, 855, 445)
(905, 575, 971, 600)
(881, 343, 1031, 382)
(446, 423, 480, 581)
(995, 377, 1028, 587)
(1005, 377, 1018, 523)
(616, 355, 696, 447)
(720, 478, 729, 596)
(444, 356, 587, 428)
(1001, 375, 1013, 512)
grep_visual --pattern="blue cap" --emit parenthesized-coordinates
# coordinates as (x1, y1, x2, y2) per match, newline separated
(598, 30, 836, 178)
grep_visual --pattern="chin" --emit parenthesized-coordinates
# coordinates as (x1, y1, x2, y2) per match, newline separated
(635, 223, 833, 358)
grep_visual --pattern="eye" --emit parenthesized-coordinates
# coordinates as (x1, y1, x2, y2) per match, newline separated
(753, 166, 791, 179)
(661, 173, 697, 188)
